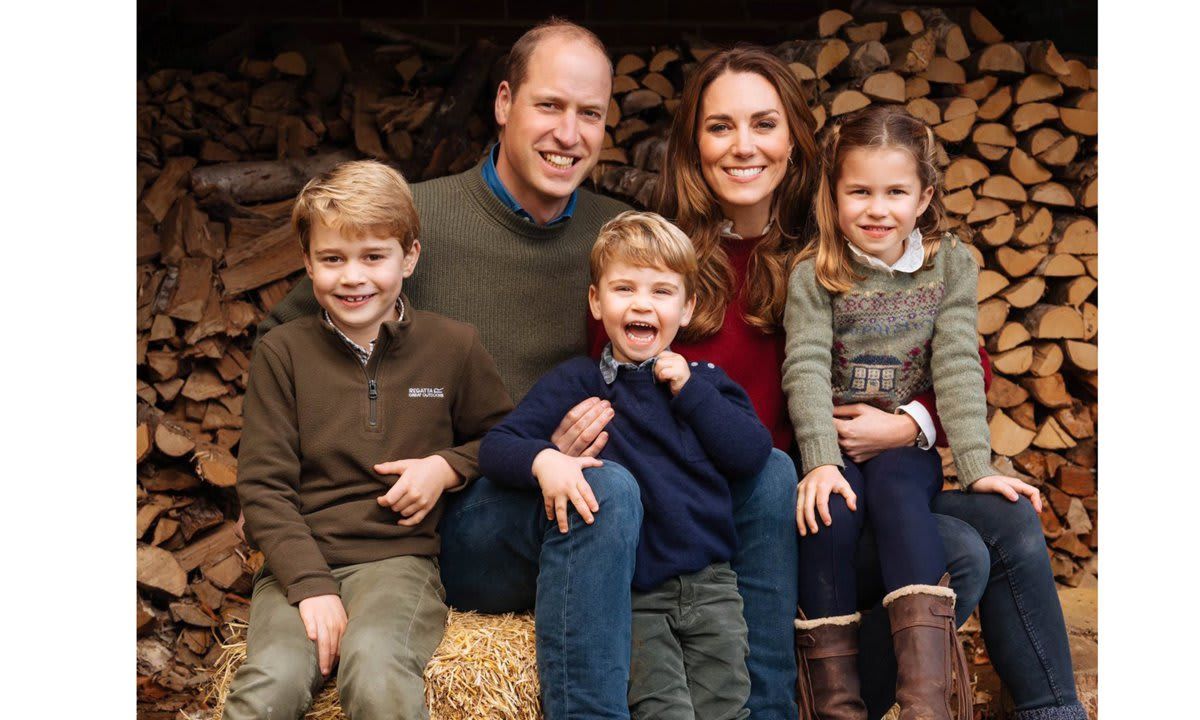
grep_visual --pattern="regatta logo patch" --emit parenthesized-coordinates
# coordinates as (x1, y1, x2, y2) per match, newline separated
(408, 387, 445, 398)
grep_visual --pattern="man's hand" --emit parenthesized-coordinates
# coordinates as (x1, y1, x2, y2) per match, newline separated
(532, 449, 603, 534)
(653, 351, 692, 396)
(797, 465, 857, 536)
(971, 474, 1043, 513)
(833, 403, 919, 462)
(551, 397, 613, 458)
(298, 594, 348, 676)
(375, 455, 461, 526)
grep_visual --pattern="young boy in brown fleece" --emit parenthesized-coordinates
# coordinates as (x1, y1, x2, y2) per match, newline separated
(225, 160, 513, 720)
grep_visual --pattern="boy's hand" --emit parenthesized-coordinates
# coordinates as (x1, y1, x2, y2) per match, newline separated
(797, 465, 857, 536)
(298, 594, 347, 676)
(552, 397, 613, 458)
(653, 351, 691, 396)
(971, 474, 1043, 513)
(375, 455, 460, 526)
(532, 449, 603, 534)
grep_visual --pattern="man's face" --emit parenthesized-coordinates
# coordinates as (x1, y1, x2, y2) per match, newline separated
(494, 35, 611, 223)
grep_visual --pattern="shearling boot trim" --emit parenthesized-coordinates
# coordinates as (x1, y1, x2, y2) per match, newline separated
(1011, 703, 1089, 720)
(794, 611, 861, 630)
(882, 582, 956, 608)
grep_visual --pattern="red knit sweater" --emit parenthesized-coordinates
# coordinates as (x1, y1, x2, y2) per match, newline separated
(588, 235, 991, 451)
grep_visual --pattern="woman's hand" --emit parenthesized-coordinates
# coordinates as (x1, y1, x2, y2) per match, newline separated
(796, 465, 857, 536)
(971, 474, 1043, 513)
(833, 403, 919, 462)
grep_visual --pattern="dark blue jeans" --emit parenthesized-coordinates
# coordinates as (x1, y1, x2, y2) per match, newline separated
(796, 447, 947, 618)
(856, 488, 1087, 719)
(438, 449, 801, 720)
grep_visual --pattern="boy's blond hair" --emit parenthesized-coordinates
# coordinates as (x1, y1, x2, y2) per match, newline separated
(589, 211, 698, 296)
(291, 160, 420, 254)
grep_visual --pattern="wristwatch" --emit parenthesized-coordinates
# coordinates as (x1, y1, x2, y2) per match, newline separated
(913, 428, 928, 448)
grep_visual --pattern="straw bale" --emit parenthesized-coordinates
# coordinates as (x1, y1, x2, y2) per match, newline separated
(207, 611, 541, 720)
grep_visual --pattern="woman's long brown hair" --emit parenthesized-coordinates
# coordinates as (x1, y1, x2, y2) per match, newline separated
(657, 44, 818, 340)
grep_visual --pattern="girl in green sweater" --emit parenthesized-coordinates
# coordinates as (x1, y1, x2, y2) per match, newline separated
(782, 106, 1042, 720)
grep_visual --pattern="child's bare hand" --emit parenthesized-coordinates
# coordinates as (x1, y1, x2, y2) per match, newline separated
(971, 474, 1043, 513)
(532, 449, 603, 534)
(653, 351, 691, 395)
(375, 455, 460, 526)
(298, 594, 347, 676)
(797, 465, 857, 536)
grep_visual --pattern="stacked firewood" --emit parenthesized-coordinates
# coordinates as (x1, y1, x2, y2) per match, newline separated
(136, 7, 1096, 717)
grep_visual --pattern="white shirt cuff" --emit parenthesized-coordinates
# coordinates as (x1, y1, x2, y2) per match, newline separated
(897, 402, 937, 449)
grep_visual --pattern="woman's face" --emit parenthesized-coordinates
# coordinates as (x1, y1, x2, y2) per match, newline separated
(697, 71, 793, 224)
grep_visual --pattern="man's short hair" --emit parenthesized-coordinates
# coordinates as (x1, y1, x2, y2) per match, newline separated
(291, 160, 420, 255)
(504, 17, 612, 97)
(590, 211, 698, 297)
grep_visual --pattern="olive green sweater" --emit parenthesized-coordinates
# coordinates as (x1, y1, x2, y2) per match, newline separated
(255, 160, 632, 401)
(782, 238, 996, 486)
(238, 302, 514, 604)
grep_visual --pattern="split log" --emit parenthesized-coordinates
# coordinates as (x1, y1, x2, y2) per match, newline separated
(190, 150, 356, 204)
(1062, 341, 1098, 372)
(1034, 417, 1077, 450)
(991, 344, 1034, 375)
(138, 544, 189, 597)
(1001, 276, 1045, 308)
(990, 409, 1036, 456)
(1023, 304, 1085, 339)
(1028, 345, 1065, 379)
(986, 322, 1032, 353)
(977, 298, 1010, 334)
(1015, 74, 1064, 104)
(987, 374, 1030, 408)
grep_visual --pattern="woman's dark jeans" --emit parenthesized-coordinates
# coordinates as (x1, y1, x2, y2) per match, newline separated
(856, 486, 1088, 719)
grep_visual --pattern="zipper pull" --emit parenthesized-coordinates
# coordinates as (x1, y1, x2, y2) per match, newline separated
(368, 379, 378, 399)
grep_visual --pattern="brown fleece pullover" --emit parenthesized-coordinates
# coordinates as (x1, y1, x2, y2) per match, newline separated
(237, 297, 514, 604)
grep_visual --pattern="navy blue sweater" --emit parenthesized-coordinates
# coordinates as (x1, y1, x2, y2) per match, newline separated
(479, 356, 774, 590)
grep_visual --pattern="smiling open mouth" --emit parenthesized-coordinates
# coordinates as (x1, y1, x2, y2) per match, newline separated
(336, 293, 376, 305)
(860, 225, 894, 236)
(725, 166, 765, 178)
(541, 152, 578, 169)
(624, 321, 658, 345)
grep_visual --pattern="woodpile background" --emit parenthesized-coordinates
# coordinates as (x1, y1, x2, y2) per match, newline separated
(136, 6, 1097, 717)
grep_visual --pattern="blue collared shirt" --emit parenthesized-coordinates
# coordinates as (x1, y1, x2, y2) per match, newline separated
(481, 143, 577, 226)
(599, 343, 659, 385)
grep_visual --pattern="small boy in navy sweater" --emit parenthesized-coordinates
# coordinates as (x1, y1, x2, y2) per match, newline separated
(479, 211, 772, 720)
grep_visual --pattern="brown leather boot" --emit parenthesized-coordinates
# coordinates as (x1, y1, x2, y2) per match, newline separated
(794, 611, 867, 720)
(883, 573, 973, 720)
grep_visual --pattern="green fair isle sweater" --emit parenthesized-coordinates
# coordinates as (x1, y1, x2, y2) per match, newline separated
(256, 159, 632, 402)
(782, 237, 996, 487)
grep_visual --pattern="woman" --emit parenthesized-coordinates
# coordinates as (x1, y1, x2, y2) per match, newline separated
(649, 45, 1084, 720)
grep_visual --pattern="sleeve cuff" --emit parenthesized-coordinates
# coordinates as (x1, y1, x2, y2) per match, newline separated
(434, 449, 476, 492)
(797, 438, 844, 476)
(955, 451, 997, 489)
(897, 402, 937, 449)
(286, 575, 341, 605)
